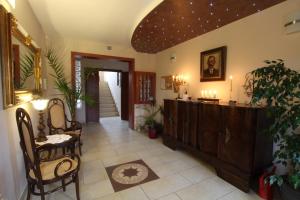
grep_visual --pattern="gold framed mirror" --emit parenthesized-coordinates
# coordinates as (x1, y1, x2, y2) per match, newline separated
(10, 13, 42, 104)
(0, 5, 42, 109)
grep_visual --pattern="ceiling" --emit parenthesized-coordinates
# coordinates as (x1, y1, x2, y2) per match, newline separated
(27, 0, 162, 47)
(131, 0, 285, 54)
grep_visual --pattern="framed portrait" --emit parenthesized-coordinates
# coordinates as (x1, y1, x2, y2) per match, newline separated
(200, 46, 227, 82)
(160, 75, 173, 90)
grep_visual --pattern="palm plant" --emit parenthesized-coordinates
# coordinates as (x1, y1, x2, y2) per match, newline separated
(244, 60, 300, 192)
(18, 53, 35, 89)
(45, 49, 94, 120)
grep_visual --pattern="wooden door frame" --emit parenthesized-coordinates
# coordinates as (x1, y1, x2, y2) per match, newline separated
(71, 51, 135, 129)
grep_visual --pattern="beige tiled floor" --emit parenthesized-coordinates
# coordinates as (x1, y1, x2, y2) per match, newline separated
(31, 117, 262, 200)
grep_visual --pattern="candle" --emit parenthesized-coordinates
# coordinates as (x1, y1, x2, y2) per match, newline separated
(213, 90, 217, 98)
(229, 75, 233, 100)
(209, 90, 213, 98)
(201, 90, 204, 97)
(229, 75, 233, 92)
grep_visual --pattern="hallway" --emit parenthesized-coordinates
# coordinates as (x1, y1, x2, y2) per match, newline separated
(32, 117, 262, 200)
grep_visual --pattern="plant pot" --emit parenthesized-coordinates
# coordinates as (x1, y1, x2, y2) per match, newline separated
(279, 180, 300, 200)
(148, 128, 157, 139)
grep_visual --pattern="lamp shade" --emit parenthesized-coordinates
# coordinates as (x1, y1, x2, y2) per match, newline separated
(31, 99, 49, 111)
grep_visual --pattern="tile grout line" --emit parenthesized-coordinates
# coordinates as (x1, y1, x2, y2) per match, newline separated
(139, 185, 151, 200)
(216, 189, 237, 200)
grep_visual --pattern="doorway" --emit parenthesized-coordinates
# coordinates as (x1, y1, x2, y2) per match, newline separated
(71, 52, 134, 128)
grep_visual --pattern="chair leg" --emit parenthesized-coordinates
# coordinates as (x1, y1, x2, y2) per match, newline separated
(78, 137, 82, 156)
(27, 183, 31, 200)
(39, 186, 45, 200)
(62, 179, 66, 192)
(75, 175, 80, 200)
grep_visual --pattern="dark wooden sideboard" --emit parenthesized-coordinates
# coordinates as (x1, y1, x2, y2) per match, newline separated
(163, 99, 273, 192)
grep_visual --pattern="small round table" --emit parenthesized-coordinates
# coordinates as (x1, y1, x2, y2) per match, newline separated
(35, 134, 77, 159)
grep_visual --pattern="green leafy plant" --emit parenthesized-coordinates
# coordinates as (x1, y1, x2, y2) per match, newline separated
(18, 53, 35, 88)
(244, 59, 300, 190)
(45, 49, 94, 120)
(139, 104, 162, 131)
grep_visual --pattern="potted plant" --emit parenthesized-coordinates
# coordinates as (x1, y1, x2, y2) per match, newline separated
(45, 49, 94, 120)
(244, 60, 300, 200)
(141, 104, 162, 139)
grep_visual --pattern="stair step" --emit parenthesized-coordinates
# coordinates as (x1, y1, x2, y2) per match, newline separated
(99, 81, 119, 117)
(100, 99, 114, 104)
(100, 104, 115, 108)
(99, 97, 114, 101)
(100, 107, 118, 112)
(100, 112, 119, 118)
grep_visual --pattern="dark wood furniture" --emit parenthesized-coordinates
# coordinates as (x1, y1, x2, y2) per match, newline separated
(16, 108, 80, 200)
(35, 134, 78, 160)
(134, 71, 156, 104)
(163, 99, 273, 192)
(47, 98, 83, 155)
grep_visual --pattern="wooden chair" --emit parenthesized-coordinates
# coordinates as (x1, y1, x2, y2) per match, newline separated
(47, 98, 82, 155)
(16, 108, 81, 200)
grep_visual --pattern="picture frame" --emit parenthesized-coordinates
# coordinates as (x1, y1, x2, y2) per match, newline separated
(160, 75, 173, 90)
(200, 46, 227, 82)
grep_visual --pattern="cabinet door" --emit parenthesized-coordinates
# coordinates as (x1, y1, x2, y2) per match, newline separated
(189, 103, 199, 148)
(163, 100, 177, 139)
(199, 103, 221, 155)
(218, 107, 256, 172)
(177, 101, 187, 142)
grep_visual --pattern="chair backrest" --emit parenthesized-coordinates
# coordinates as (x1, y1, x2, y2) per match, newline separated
(47, 98, 67, 131)
(16, 108, 42, 179)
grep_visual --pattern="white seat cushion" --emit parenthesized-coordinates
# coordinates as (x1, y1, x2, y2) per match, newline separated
(29, 157, 78, 180)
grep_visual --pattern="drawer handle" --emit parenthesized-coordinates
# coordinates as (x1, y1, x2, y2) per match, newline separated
(225, 128, 231, 144)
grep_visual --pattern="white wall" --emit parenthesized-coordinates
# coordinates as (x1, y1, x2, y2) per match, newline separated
(104, 72, 121, 114)
(0, 1, 46, 199)
(155, 0, 300, 106)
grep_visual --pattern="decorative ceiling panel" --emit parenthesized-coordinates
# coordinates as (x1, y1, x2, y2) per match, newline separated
(131, 0, 285, 54)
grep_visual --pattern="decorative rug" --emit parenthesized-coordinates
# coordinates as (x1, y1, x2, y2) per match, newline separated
(105, 159, 159, 192)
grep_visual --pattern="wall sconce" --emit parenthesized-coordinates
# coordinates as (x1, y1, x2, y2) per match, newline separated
(31, 99, 49, 142)
(172, 74, 187, 94)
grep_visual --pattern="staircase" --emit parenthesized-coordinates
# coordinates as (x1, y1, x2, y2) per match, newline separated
(99, 81, 119, 118)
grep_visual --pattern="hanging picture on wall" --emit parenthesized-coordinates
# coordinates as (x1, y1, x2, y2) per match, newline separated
(200, 46, 227, 82)
(160, 75, 173, 90)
